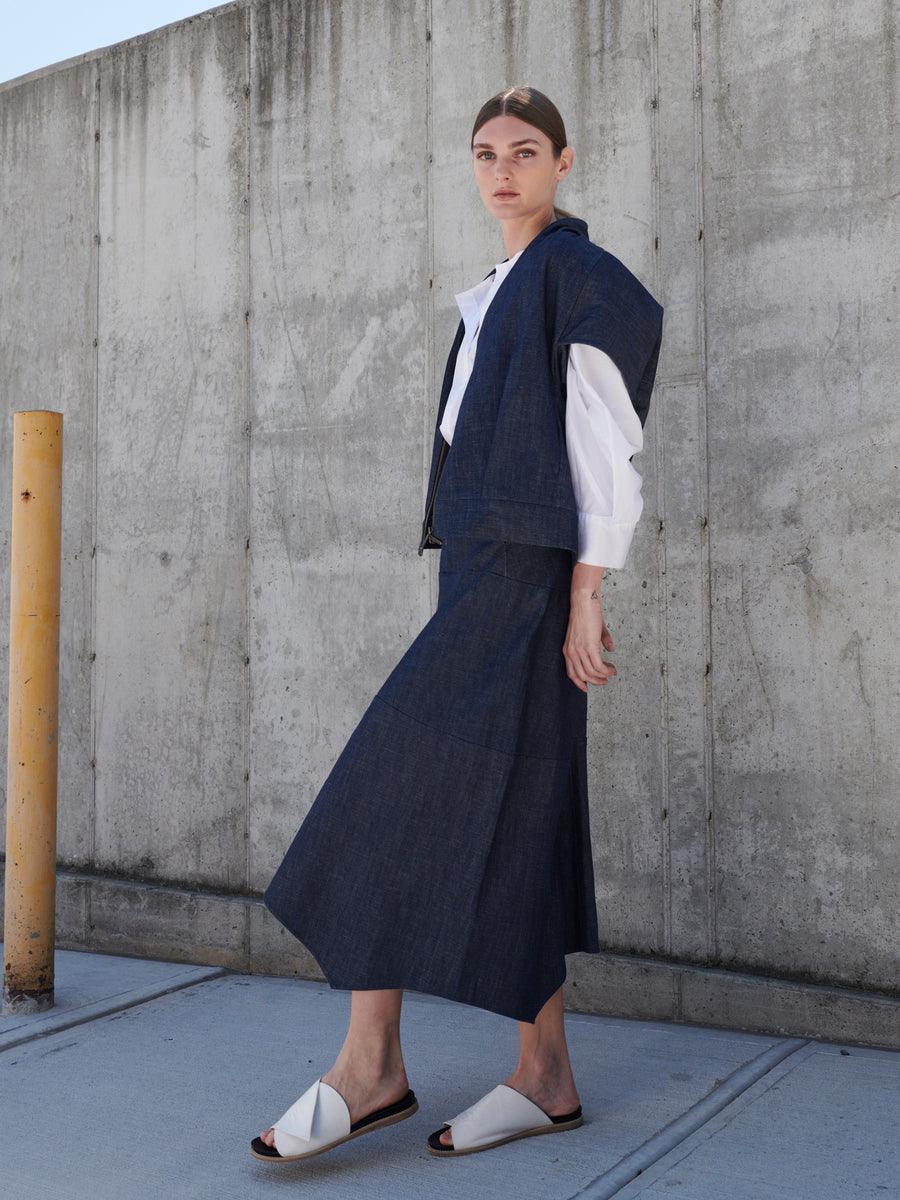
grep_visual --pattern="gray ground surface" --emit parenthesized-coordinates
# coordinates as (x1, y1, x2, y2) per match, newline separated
(1, 948, 897, 1199)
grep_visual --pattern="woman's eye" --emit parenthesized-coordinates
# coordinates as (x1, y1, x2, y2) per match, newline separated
(519, 149, 535, 158)
(476, 151, 494, 161)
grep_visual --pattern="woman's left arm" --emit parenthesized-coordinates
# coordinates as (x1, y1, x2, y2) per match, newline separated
(564, 563, 616, 693)
(562, 344, 644, 692)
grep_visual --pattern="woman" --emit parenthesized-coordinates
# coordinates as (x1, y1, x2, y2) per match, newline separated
(252, 85, 663, 1162)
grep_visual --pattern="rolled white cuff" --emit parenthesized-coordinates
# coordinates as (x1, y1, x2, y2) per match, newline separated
(576, 511, 640, 569)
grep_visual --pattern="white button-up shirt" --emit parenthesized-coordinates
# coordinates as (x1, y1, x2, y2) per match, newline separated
(439, 253, 644, 568)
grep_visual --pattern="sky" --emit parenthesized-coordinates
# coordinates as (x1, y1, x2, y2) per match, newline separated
(1, 1, 207, 85)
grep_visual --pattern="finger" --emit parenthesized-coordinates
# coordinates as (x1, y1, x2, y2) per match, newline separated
(581, 647, 618, 680)
(586, 666, 615, 684)
(567, 651, 616, 688)
(563, 647, 590, 692)
(565, 659, 589, 693)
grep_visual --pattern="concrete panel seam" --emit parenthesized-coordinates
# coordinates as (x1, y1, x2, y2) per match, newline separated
(241, 0, 252, 913)
(648, 0, 672, 964)
(691, 0, 716, 962)
(88, 62, 102, 887)
(649, 0, 662, 298)
(654, 421, 671, 959)
(424, 0, 438, 614)
(0, 966, 229, 1055)
(565, 1037, 809, 1199)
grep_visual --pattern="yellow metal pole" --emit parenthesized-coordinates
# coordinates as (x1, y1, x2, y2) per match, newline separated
(3, 411, 63, 1015)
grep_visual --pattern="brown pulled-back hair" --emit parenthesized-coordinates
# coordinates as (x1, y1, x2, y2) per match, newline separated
(471, 86, 575, 220)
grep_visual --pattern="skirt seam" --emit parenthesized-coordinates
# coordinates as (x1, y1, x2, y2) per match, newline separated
(442, 563, 571, 594)
(373, 694, 583, 764)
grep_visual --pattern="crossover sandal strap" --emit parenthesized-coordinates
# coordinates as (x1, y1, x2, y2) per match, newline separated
(449, 1084, 552, 1151)
(273, 1080, 351, 1156)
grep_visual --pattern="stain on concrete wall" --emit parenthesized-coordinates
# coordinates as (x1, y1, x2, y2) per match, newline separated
(0, 0, 897, 1024)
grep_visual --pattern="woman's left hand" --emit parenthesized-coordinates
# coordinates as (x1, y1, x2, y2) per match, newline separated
(563, 562, 617, 693)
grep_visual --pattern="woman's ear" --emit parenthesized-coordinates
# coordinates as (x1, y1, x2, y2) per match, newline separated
(557, 147, 574, 180)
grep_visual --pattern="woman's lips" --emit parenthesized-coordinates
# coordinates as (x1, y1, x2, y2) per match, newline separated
(493, 189, 518, 199)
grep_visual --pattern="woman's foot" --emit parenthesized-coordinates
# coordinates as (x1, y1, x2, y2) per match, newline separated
(439, 985, 579, 1148)
(252, 1082, 417, 1161)
(428, 1082, 582, 1155)
(436, 1071, 579, 1147)
(258, 1066, 410, 1148)
(259, 987, 408, 1149)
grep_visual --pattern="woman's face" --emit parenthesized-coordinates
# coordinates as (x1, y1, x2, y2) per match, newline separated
(472, 114, 573, 225)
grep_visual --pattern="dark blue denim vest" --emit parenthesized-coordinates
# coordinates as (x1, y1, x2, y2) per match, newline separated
(420, 218, 663, 555)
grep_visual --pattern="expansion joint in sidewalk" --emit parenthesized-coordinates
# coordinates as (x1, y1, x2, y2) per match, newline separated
(567, 1037, 810, 1200)
(0, 967, 230, 1054)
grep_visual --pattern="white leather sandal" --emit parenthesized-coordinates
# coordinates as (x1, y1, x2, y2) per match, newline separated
(251, 1079, 418, 1162)
(427, 1083, 583, 1156)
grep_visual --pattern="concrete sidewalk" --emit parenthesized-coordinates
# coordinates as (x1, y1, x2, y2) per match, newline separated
(1, 948, 897, 1199)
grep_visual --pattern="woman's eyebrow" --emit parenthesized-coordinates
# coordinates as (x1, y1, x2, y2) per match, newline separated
(473, 137, 542, 150)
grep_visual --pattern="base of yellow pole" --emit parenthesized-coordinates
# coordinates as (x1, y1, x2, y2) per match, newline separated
(2, 982, 55, 1015)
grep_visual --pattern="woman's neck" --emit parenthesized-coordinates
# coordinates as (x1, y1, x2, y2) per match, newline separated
(500, 206, 557, 258)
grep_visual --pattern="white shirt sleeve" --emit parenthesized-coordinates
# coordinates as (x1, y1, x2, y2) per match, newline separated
(565, 343, 644, 569)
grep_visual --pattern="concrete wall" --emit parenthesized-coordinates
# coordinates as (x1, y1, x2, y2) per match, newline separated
(1, 0, 898, 1046)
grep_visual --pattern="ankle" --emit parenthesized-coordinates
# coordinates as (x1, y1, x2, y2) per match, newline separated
(518, 1041, 569, 1078)
(507, 1050, 578, 1112)
(330, 1037, 407, 1088)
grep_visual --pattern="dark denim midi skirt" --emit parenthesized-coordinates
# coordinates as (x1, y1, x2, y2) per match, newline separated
(264, 536, 600, 1023)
